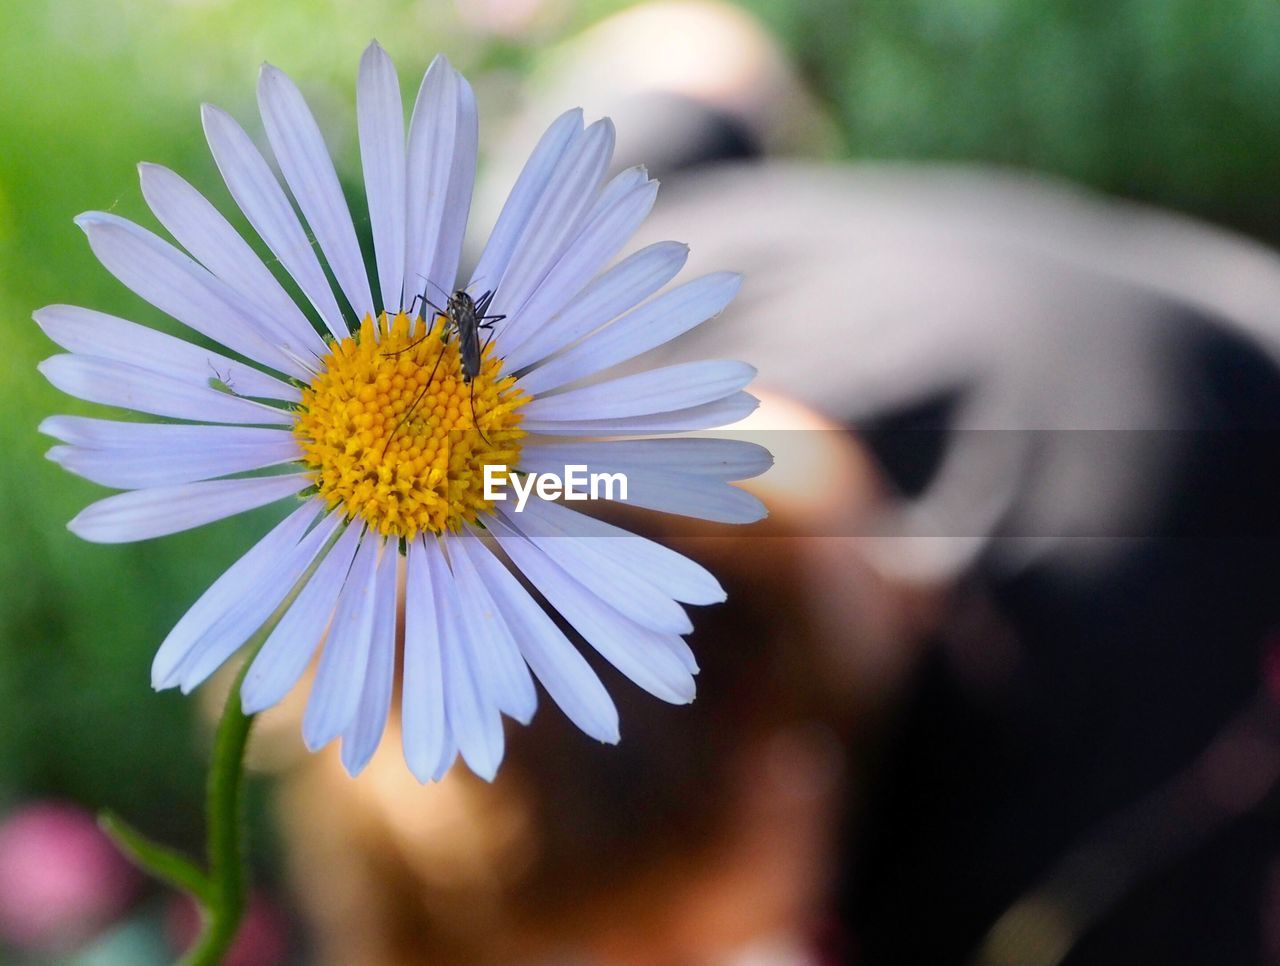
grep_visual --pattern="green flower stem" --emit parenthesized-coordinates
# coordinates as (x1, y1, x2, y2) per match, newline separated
(181, 654, 258, 966)
(100, 655, 258, 966)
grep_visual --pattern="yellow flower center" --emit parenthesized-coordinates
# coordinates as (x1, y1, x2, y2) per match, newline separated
(294, 311, 528, 539)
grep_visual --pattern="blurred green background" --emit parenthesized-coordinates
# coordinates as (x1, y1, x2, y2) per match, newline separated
(1, 0, 1279, 955)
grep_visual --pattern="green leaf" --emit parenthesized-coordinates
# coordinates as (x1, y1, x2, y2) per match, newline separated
(99, 809, 212, 904)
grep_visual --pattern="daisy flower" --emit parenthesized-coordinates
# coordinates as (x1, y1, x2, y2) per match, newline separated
(36, 43, 769, 782)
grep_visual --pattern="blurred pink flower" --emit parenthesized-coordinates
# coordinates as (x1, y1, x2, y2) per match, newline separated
(0, 800, 139, 953)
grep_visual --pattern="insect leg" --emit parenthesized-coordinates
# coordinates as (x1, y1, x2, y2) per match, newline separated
(411, 274, 452, 306)
(379, 341, 449, 459)
(384, 311, 453, 357)
(469, 378, 492, 445)
(408, 293, 446, 322)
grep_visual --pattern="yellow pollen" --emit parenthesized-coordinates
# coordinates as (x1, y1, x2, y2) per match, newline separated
(294, 311, 528, 539)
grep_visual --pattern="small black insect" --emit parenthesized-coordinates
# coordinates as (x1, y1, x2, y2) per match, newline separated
(383, 283, 506, 453)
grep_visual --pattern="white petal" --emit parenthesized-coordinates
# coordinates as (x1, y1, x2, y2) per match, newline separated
(34, 305, 300, 402)
(302, 532, 381, 750)
(402, 55, 459, 310)
(431, 731, 458, 783)
(341, 542, 399, 775)
(658, 634, 700, 674)
(150, 500, 321, 688)
(75, 212, 306, 377)
(521, 390, 758, 435)
(519, 437, 772, 483)
(48, 430, 300, 488)
(258, 64, 374, 321)
(498, 495, 725, 605)
(469, 108, 582, 297)
(174, 511, 343, 693)
(424, 537, 505, 781)
(137, 164, 326, 364)
(499, 241, 687, 373)
(69, 473, 309, 543)
(497, 505, 691, 634)
(496, 178, 657, 355)
(584, 165, 650, 223)
(202, 103, 347, 339)
(429, 76, 477, 298)
(41, 417, 291, 451)
(241, 521, 363, 714)
(491, 119, 615, 323)
(357, 42, 407, 314)
(39, 355, 292, 426)
(457, 535, 619, 743)
(519, 272, 742, 394)
(402, 537, 446, 782)
(487, 518, 696, 704)
(446, 534, 537, 724)
(602, 469, 767, 524)
(521, 360, 755, 422)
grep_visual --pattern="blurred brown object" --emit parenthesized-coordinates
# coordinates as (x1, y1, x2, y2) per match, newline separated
(270, 415, 928, 965)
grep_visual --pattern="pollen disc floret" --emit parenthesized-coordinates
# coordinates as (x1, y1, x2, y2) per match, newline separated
(294, 311, 528, 538)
